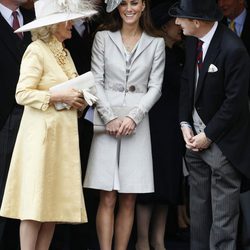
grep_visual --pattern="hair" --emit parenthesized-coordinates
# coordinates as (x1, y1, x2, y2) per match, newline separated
(31, 24, 58, 43)
(98, 0, 162, 37)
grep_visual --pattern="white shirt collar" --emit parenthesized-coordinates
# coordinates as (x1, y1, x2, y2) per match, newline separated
(0, 3, 23, 27)
(199, 21, 218, 59)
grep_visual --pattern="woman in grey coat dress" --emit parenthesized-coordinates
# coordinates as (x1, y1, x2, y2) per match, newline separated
(84, 0, 165, 249)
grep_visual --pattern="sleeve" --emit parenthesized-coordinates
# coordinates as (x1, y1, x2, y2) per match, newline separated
(204, 47, 250, 141)
(91, 31, 118, 124)
(127, 38, 166, 124)
(15, 43, 51, 111)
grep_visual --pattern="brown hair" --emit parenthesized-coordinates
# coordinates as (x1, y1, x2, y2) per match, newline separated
(98, 0, 162, 37)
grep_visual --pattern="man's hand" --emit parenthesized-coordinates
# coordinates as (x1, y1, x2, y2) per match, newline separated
(181, 126, 198, 151)
(189, 132, 212, 151)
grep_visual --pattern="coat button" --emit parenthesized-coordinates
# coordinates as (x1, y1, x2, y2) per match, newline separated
(129, 85, 136, 92)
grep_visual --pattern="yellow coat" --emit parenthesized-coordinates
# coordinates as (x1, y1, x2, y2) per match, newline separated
(0, 39, 87, 223)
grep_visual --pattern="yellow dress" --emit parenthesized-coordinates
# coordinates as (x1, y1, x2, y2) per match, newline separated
(0, 38, 87, 223)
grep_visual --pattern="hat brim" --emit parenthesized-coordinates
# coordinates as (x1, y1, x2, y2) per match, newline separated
(15, 10, 97, 33)
(168, 3, 223, 21)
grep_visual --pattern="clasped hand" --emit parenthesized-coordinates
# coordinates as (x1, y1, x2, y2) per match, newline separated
(181, 126, 211, 151)
(106, 117, 136, 137)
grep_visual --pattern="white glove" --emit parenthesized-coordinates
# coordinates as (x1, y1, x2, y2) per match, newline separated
(81, 89, 98, 106)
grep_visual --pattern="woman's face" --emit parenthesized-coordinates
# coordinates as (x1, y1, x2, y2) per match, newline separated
(118, 0, 145, 26)
(163, 19, 182, 43)
(54, 21, 73, 42)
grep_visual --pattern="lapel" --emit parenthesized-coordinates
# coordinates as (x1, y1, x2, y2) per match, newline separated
(108, 30, 154, 65)
(130, 32, 154, 65)
(108, 30, 125, 58)
(241, 11, 250, 50)
(0, 8, 33, 62)
(194, 24, 222, 103)
(187, 37, 198, 102)
(0, 13, 21, 62)
(21, 7, 33, 45)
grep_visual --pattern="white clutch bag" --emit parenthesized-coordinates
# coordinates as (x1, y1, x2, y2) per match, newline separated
(49, 71, 98, 110)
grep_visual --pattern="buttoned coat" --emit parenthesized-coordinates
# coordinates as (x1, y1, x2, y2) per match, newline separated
(180, 23, 250, 178)
(0, 40, 87, 223)
(84, 30, 165, 193)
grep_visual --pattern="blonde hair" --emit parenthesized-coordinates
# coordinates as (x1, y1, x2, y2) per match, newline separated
(31, 24, 58, 43)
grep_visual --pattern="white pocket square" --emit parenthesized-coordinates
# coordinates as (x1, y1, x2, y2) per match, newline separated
(208, 64, 218, 72)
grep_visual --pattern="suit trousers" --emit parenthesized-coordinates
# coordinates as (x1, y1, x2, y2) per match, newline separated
(185, 143, 241, 250)
(0, 106, 23, 250)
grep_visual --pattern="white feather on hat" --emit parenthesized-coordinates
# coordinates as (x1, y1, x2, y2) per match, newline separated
(105, 0, 122, 13)
(15, 0, 98, 33)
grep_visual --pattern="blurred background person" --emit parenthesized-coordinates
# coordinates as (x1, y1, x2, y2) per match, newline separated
(0, 0, 97, 249)
(218, 0, 250, 53)
(135, 1, 186, 250)
(0, 0, 34, 249)
(84, 0, 165, 249)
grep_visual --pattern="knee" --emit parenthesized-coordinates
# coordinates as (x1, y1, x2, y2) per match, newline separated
(99, 191, 117, 210)
(119, 194, 137, 210)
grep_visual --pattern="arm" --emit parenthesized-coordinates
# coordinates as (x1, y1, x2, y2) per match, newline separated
(91, 31, 118, 124)
(204, 47, 250, 141)
(127, 38, 166, 125)
(16, 43, 86, 111)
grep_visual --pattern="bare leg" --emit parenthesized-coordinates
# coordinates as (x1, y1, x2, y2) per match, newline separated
(20, 220, 41, 250)
(97, 190, 117, 250)
(135, 203, 153, 250)
(36, 222, 55, 250)
(151, 205, 168, 250)
(114, 193, 137, 250)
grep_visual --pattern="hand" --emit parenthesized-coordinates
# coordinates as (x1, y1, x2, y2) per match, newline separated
(189, 132, 211, 151)
(181, 126, 198, 151)
(50, 88, 87, 110)
(106, 118, 123, 136)
(116, 117, 136, 137)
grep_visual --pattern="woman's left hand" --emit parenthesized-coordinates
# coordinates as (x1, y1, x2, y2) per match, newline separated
(116, 117, 136, 137)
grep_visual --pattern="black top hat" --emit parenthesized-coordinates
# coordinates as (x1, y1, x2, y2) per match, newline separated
(151, 0, 178, 28)
(168, 0, 223, 21)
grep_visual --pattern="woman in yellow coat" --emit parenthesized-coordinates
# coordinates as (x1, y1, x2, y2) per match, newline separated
(0, 0, 97, 249)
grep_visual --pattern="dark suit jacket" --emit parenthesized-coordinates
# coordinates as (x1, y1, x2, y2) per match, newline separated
(180, 23, 250, 178)
(0, 8, 34, 129)
(240, 10, 250, 54)
(221, 9, 250, 54)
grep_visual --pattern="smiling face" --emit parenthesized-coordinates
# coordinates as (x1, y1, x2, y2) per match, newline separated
(53, 21, 73, 42)
(117, 0, 145, 27)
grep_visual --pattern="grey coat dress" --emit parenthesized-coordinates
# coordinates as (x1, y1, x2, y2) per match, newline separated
(84, 30, 165, 193)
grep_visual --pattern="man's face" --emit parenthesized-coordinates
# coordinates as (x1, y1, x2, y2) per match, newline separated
(175, 17, 197, 37)
(218, 0, 245, 19)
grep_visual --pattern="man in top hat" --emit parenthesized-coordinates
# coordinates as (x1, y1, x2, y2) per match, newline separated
(169, 0, 250, 249)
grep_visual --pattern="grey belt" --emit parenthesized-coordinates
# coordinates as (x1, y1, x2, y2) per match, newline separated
(105, 84, 146, 93)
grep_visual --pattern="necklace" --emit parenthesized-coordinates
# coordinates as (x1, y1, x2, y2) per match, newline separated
(121, 30, 142, 52)
(47, 37, 68, 66)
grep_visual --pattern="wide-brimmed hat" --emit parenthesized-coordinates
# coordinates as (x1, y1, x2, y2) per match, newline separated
(105, 0, 122, 13)
(151, 0, 177, 28)
(168, 0, 223, 21)
(15, 0, 98, 33)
